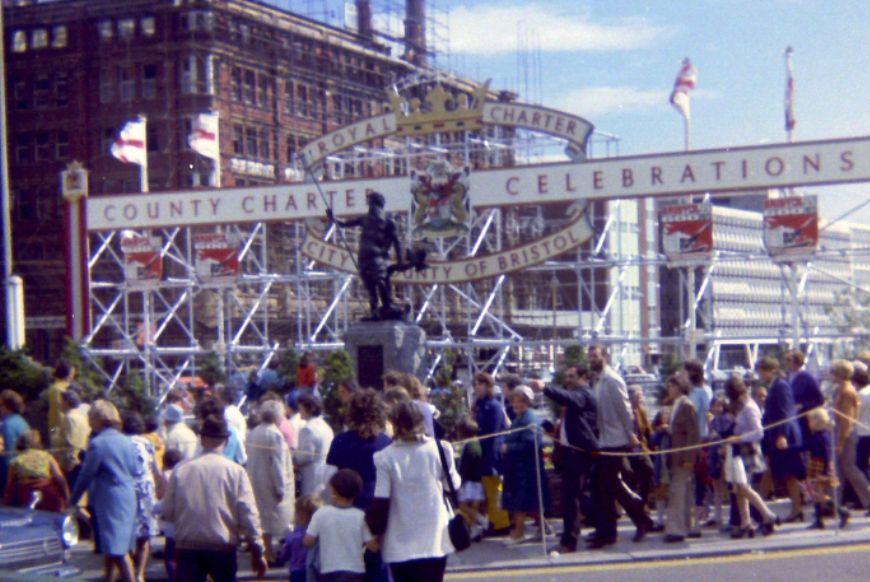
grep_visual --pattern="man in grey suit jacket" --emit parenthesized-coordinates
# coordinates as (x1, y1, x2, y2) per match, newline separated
(587, 346, 654, 548)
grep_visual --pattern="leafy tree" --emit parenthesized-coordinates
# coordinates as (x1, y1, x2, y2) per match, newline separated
(111, 371, 156, 417)
(319, 349, 354, 430)
(0, 346, 49, 402)
(825, 288, 870, 358)
(429, 349, 468, 439)
(196, 350, 227, 387)
(275, 347, 300, 390)
(61, 338, 106, 402)
(552, 344, 588, 388)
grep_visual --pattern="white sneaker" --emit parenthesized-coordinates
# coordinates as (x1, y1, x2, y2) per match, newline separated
(503, 535, 526, 546)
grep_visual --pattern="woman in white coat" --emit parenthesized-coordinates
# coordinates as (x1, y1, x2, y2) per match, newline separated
(293, 394, 334, 497)
(247, 400, 295, 562)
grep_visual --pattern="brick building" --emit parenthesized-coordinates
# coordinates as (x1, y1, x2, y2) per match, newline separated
(3, 0, 473, 360)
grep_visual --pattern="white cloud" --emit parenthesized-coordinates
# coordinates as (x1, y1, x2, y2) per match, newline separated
(554, 86, 666, 117)
(553, 87, 720, 117)
(449, 4, 673, 55)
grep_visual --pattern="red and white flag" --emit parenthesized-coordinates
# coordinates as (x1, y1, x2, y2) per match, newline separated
(188, 112, 220, 160)
(669, 58, 697, 121)
(110, 117, 147, 166)
(785, 46, 796, 133)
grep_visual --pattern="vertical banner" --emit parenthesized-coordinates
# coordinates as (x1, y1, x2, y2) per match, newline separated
(61, 161, 90, 341)
(660, 201, 713, 263)
(763, 195, 818, 260)
(121, 235, 163, 285)
(193, 232, 240, 282)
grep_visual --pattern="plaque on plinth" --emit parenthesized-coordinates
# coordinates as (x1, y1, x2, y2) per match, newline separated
(345, 320, 426, 390)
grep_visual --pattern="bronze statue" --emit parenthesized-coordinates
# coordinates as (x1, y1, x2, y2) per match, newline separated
(327, 191, 426, 321)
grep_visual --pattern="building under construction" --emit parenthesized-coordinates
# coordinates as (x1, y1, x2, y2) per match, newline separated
(5, 0, 866, 394)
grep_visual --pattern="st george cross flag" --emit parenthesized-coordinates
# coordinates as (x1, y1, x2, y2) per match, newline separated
(188, 112, 220, 160)
(785, 46, 796, 132)
(110, 117, 147, 165)
(669, 58, 697, 121)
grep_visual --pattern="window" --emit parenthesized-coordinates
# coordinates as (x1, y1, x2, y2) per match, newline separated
(183, 11, 214, 32)
(298, 85, 308, 116)
(52, 25, 68, 48)
(15, 190, 38, 222)
(12, 30, 26, 53)
(99, 69, 113, 103)
(15, 134, 31, 164)
(56, 130, 70, 159)
(245, 127, 257, 157)
(233, 124, 244, 154)
(181, 56, 196, 94)
(98, 20, 113, 41)
(231, 68, 242, 101)
(259, 128, 270, 160)
(119, 68, 135, 102)
(118, 18, 135, 40)
(54, 72, 68, 107)
(35, 132, 51, 161)
(13, 80, 29, 110)
(33, 74, 51, 108)
(102, 127, 116, 154)
(258, 75, 269, 107)
(31, 29, 48, 49)
(142, 64, 157, 99)
(284, 81, 294, 114)
(141, 17, 156, 37)
(286, 135, 296, 162)
(239, 23, 250, 43)
(181, 119, 192, 150)
(147, 125, 159, 152)
(243, 70, 255, 104)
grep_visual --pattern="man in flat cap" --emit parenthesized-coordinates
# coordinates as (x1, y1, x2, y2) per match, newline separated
(162, 415, 267, 582)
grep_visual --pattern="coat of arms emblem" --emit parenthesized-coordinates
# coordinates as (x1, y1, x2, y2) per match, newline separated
(410, 159, 471, 238)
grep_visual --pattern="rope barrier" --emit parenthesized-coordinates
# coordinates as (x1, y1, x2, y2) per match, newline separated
(4, 404, 864, 461)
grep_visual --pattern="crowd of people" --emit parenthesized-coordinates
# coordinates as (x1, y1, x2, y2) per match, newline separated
(0, 347, 869, 582)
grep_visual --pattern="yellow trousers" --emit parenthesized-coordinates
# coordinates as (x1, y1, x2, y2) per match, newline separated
(481, 475, 511, 530)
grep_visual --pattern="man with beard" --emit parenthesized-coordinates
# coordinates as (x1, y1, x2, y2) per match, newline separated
(586, 346, 654, 548)
(543, 365, 598, 554)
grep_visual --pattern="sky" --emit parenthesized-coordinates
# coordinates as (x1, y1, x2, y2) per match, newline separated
(440, 0, 870, 224)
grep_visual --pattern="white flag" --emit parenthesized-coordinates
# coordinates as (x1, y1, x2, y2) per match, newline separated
(669, 58, 697, 121)
(110, 118, 147, 166)
(188, 112, 220, 160)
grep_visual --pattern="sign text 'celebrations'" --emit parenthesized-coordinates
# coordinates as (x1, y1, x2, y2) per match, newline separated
(87, 136, 870, 231)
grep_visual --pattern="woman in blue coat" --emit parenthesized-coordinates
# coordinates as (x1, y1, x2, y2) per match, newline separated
(70, 400, 141, 582)
(757, 357, 806, 522)
(472, 372, 511, 533)
(499, 385, 550, 544)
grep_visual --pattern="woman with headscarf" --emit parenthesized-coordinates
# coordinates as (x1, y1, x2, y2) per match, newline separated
(293, 394, 334, 496)
(69, 399, 141, 582)
(246, 399, 295, 562)
(499, 385, 550, 544)
(3, 429, 69, 512)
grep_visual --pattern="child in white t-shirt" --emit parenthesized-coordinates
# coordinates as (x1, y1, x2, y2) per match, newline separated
(304, 469, 375, 582)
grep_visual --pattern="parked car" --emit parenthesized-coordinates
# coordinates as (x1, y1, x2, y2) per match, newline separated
(0, 494, 79, 577)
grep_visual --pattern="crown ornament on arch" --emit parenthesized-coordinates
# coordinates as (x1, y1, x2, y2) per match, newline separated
(387, 80, 491, 137)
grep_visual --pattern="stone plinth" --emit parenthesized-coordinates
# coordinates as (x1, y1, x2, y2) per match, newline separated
(344, 320, 426, 389)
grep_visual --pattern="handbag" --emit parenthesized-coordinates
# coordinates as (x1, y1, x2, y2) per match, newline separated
(436, 439, 472, 552)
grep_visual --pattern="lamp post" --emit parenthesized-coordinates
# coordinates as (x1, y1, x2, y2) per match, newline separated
(0, 6, 23, 349)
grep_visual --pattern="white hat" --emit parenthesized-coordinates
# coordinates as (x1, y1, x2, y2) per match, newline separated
(513, 385, 535, 403)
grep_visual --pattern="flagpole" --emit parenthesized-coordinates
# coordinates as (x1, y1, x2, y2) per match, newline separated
(139, 114, 149, 193)
(213, 111, 222, 188)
